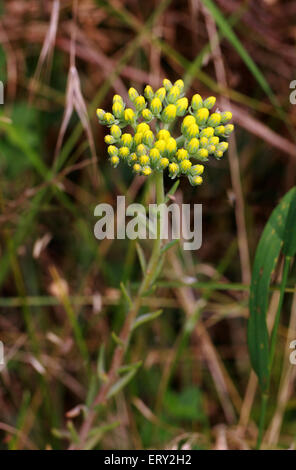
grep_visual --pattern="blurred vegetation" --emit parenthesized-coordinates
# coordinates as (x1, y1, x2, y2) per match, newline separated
(0, 0, 296, 450)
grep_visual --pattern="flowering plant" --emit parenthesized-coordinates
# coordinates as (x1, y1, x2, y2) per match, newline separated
(97, 78, 234, 186)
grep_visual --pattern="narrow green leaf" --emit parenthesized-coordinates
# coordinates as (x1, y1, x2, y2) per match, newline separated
(107, 362, 142, 399)
(248, 187, 295, 391)
(165, 180, 180, 203)
(111, 331, 125, 347)
(132, 309, 163, 331)
(282, 188, 296, 257)
(160, 239, 179, 255)
(120, 281, 132, 306)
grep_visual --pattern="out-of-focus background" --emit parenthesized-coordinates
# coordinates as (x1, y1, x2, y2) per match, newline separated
(0, 0, 296, 450)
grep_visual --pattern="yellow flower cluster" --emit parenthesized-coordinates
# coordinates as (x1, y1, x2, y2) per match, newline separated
(97, 79, 234, 186)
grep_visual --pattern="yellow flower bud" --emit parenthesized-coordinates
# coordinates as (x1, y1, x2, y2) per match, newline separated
(157, 129, 171, 141)
(221, 111, 232, 124)
(187, 138, 199, 154)
(214, 150, 223, 159)
(112, 102, 124, 118)
(96, 108, 105, 120)
(144, 85, 154, 100)
(119, 146, 130, 159)
(142, 130, 154, 147)
(108, 145, 118, 156)
(139, 155, 150, 166)
(149, 148, 160, 163)
(196, 148, 208, 161)
(142, 109, 153, 121)
(167, 85, 180, 104)
(137, 122, 150, 134)
(176, 97, 188, 116)
(200, 137, 208, 148)
(150, 97, 162, 115)
(179, 159, 192, 173)
(168, 162, 180, 178)
(190, 175, 203, 186)
(110, 155, 120, 167)
(104, 135, 115, 144)
(207, 112, 222, 128)
(155, 140, 166, 154)
(195, 107, 209, 126)
(129, 153, 138, 163)
(134, 133, 143, 146)
(136, 144, 146, 156)
(214, 125, 226, 136)
(184, 123, 199, 139)
(121, 133, 133, 147)
(208, 136, 219, 146)
(162, 104, 177, 123)
(191, 94, 203, 110)
(134, 95, 146, 111)
(163, 78, 172, 91)
(176, 148, 189, 161)
(104, 112, 116, 124)
(181, 115, 196, 133)
(113, 94, 124, 104)
(133, 163, 142, 173)
(128, 87, 139, 102)
(217, 142, 229, 153)
(174, 79, 184, 92)
(159, 157, 169, 169)
(155, 87, 166, 102)
(191, 164, 204, 176)
(124, 108, 135, 124)
(110, 124, 122, 139)
(224, 124, 234, 136)
(203, 96, 216, 110)
(207, 144, 216, 154)
(142, 166, 152, 176)
(165, 137, 177, 156)
(200, 127, 214, 139)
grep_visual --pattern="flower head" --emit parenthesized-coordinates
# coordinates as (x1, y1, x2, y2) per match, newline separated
(97, 79, 234, 186)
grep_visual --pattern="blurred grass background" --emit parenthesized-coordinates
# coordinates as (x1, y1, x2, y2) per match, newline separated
(0, 0, 296, 450)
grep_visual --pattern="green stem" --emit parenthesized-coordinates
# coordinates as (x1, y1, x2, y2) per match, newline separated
(256, 255, 291, 450)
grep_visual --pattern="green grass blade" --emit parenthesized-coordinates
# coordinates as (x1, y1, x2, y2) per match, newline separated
(248, 187, 296, 391)
(282, 188, 296, 257)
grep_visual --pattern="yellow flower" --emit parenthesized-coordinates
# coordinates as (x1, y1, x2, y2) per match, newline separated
(134, 132, 143, 145)
(142, 130, 154, 147)
(168, 162, 179, 178)
(203, 96, 216, 110)
(110, 155, 120, 167)
(104, 112, 116, 124)
(174, 79, 184, 92)
(149, 148, 160, 163)
(221, 111, 232, 124)
(134, 95, 146, 111)
(139, 155, 150, 166)
(167, 85, 180, 104)
(191, 94, 203, 110)
(159, 157, 169, 169)
(191, 175, 203, 186)
(121, 133, 133, 148)
(207, 113, 222, 128)
(112, 102, 124, 118)
(191, 164, 204, 176)
(128, 87, 139, 102)
(110, 124, 122, 139)
(176, 97, 188, 116)
(142, 109, 153, 121)
(124, 108, 135, 124)
(176, 148, 189, 161)
(224, 124, 234, 136)
(187, 138, 199, 154)
(184, 123, 199, 139)
(162, 104, 177, 123)
(96, 108, 105, 120)
(136, 144, 146, 156)
(119, 146, 130, 159)
(157, 129, 171, 141)
(196, 148, 208, 161)
(113, 94, 124, 104)
(179, 159, 192, 173)
(199, 137, 208, 148)
(181, 115, 196, 134)
(150, 97, 162, 115)
(214, 125, 226, 136)
(163, 78, 172, 91)
(165, 137, 177, 157)
(104, 135, 114, 145)
(133, 163, 142, 173)
(137, 122, 150, 134)
(107, 145, 118, 156)
(142, 166, 152, 176)
(155, 140, 166, 154)
(195, 107, 209, 126)
(155, 87, 166, 102)
(200, 127, 214, 139)
(144, 85, 154, 100)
